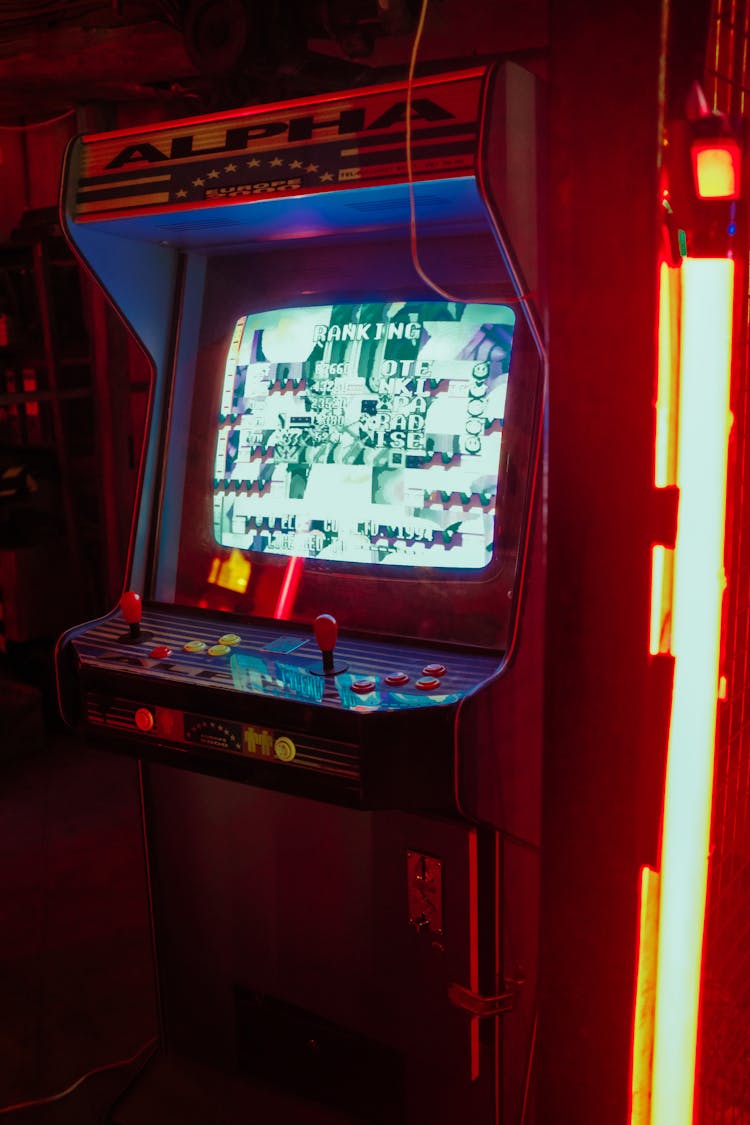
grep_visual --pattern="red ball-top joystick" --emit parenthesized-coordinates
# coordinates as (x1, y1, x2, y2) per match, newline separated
(118, 590, 152, 644)
(312, 613, 347, 676)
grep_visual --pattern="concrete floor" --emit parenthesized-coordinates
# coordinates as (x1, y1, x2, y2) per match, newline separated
(0, 677, 157, 1122)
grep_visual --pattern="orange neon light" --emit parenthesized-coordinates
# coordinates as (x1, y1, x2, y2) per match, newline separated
(654, 262, 680, 489)
(649, 545, 674, 656)
(649, 262, 680, 656)
(650, 257, 733, 1125)
(630, 866, 660, 1125)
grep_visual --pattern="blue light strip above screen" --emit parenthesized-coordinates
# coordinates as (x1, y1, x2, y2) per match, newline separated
(72, 178, 491, 251)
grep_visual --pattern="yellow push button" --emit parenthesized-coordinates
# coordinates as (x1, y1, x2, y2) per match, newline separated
(184, 640, 207, 653)
(218, 633, 241, 646)
(274, 736, 296, 762)
(207, 644, 231, 656)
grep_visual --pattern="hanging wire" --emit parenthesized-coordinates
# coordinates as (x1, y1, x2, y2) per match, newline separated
(0, 107, 76, 130)
(0, 1037, 157, 1117)
(0, 0, 179, 26)
(404, 0, 533, 309)
(404, 0, 468, 303)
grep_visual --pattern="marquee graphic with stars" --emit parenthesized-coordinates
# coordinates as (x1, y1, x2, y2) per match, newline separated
(71, 68, 487, 221)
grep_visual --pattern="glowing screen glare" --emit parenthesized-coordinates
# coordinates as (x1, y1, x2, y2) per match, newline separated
(213, 301, 515, 569)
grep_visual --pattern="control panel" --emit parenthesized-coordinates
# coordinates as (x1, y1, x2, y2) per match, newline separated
(57, 595, 500, 809)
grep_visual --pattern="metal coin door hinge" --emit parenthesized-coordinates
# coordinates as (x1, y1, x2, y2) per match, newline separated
(447, 981, 516, 1018)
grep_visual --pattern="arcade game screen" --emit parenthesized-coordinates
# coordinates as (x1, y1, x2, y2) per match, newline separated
(212, 300, 513, 571)
(158, 241, 541, 651)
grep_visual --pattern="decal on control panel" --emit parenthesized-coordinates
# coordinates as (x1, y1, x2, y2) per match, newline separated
(183, 715, 244, 752)
(230, 652, 462, 710)
(243, 724, 275, 757)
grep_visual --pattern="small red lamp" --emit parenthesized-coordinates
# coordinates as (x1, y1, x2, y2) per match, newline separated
(691, 138, 741, 200)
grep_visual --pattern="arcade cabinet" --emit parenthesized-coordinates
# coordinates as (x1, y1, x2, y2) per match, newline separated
(56, 63, 545, 1124)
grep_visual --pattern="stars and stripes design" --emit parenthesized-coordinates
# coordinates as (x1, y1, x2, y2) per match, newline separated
(170, 144, 340, 203)
(71, 70, 485, 220)
(74, 125, 478, 217)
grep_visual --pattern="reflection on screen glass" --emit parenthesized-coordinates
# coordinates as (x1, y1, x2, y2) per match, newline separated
(213, 300, 515, 570)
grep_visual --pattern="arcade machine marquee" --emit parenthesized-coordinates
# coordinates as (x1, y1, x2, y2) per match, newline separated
(56, 63, 544, 1125)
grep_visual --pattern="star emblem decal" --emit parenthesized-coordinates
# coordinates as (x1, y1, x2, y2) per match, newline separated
(174, 149, 339, 202)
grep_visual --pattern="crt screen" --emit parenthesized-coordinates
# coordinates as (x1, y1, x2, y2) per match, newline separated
(213, 300, 515, 571)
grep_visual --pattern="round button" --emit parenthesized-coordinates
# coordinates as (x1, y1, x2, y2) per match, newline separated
(274, 736, 296, 762)
(416, 676, 441, 691)
(423, 663, 446, 677)
(150, 645, 171, 659)
(352, 678, 377, 694)
(385, 672, 409, 686)
(207, 644, 231, 656)
(218, 633, 241, 646)
(184, 640, 207, 653)
(134, 707, 155, 732)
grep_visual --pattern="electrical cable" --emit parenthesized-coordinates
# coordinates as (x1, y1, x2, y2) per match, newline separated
(520, 1010, 537, 1124)
(0, 1, 172, 27)
(405, 0, 468, 303)
(98, 1033, 160, 1125)
(0, 1037, 158, 1117)
(0, 0, 119, 12)
(0, 2, 102, 19)
(0, 3, 70, 14)
(0, 107, 76, 130)
(405, 0, 536, 313)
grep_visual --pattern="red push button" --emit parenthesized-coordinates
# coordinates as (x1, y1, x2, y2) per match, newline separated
(385, 672, 409, 686)
(416, 676, 441, 691)
(423, 663, 446, 677)
(352, 678, 376, 694)
(135, 707, 155, 732)
(150, 645, 171, 659)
